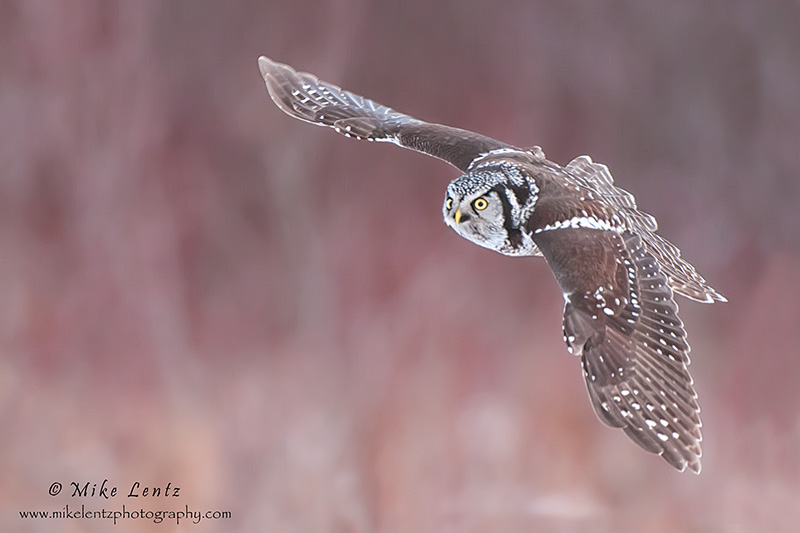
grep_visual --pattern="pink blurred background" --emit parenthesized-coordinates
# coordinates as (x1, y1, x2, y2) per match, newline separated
(2, 1, 799, 531)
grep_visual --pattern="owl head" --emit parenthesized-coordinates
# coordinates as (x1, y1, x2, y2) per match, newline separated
(443, 171, 509, 252)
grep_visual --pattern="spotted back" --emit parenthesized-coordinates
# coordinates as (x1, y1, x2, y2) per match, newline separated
(552, 155, 726, 303)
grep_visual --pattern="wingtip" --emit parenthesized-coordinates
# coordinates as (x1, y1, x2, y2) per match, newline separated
(705, 291, 728, 304)
(257, 55, 273, 78)
(666, 451, 701, 474)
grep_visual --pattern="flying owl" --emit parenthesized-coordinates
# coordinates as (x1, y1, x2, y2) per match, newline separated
(258, 56, 726, 473)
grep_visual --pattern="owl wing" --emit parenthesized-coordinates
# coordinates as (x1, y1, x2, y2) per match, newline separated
(553, 156, 727, 304)
(258, 56, 514, 171)
(532, 225, 703, 473)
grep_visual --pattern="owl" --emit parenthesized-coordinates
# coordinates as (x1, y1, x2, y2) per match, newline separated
(258, 56, 726, 473)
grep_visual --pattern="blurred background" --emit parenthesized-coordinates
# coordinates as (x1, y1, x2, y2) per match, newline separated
(2, 1, 799, 531)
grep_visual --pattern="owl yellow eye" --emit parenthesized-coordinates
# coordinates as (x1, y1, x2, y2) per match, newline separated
(473, 198, 488, 211)
(445, 197, 453, 210)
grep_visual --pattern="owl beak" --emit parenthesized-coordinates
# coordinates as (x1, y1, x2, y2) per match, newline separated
(455, 209, 462, 225)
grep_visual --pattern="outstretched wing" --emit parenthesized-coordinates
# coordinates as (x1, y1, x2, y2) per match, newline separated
(258, 56, 514, 171)
(533, 225, 703, 473)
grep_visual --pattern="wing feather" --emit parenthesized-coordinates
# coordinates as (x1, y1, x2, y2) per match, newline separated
(258, 56, 513, 171)
(534, 227, 703, 473)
